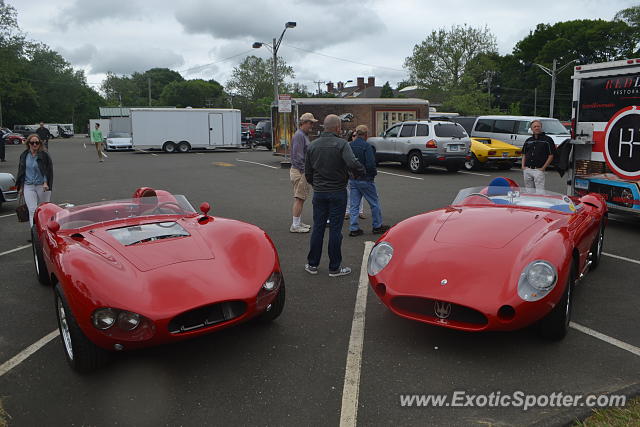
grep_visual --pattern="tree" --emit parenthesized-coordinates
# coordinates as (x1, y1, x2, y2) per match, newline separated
(159, 79, 224, 108)
(404, 24, 497, 102)
(226, 55, 294, 101)
(380, 81, 394, 98)
(614, 5, 640, 28)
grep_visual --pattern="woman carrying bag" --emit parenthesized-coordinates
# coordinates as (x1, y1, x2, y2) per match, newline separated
(16, 134, 54, 232)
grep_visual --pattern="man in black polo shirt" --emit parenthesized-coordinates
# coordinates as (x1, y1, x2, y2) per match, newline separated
(522, 120, 556, 192)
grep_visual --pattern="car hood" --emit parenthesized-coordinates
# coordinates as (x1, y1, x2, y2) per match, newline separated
(434, 207, 543, 249)
(471, 138, 519, 152)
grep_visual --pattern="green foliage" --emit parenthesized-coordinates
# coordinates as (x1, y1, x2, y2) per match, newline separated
(380, 81, 394, 98)
(159, 79, 224, 108)
(405, 24, 497, 96)
(614, 5, 640, 28)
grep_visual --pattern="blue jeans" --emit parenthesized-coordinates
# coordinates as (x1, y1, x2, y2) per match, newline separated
(307, 190, 348, 271)
(349, 180, 382, 231)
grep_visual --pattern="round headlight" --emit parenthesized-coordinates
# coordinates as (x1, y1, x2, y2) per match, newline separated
(117, 311, 141, 331)
(526, 261, 557, 290)
(367, 242, 394, 276)
(262, 271, 282, 292)
(93, 308, 117, 330)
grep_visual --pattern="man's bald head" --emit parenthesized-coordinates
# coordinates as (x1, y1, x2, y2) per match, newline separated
(323, 114, 342, 133)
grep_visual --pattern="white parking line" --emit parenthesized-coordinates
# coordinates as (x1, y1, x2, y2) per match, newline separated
(0, 245, 31, 257)
(570, 322, 640, 357)
(459, 171, 492, 177)
(340, 241, 374, 427)
(603, 252, 640, 265)
(236, 159, 278, 169)
(378, 171, 423, 180)
(0, 330, 59, 377)
(0, 213, 16, 219)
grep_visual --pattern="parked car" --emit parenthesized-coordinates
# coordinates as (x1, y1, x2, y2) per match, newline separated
(368, 177, 607, 340)
(104, 132, 133, 151)
(241, 122, 256, 144)
(465, 137, 522, 171)
(470, 115, 571, 148)
(1, 128, 26, 145)
(368, 120, 471, 173)
(254, 120, 272, 150)
(32, 188, 285, 372)
(13, 124, 38, 137)
(0, 172, 19, 208)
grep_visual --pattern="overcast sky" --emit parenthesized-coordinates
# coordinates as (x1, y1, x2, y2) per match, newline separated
(11, 0, 638, 94)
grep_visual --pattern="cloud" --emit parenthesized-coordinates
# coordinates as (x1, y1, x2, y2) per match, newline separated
(56, 43, 97, 66)
(89, 48, 185, 75)
(58, 0, 141, 27)
(174, 0, 386, 50)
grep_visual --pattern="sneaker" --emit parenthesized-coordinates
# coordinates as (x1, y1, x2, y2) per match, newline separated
(349, 229, 364, 237)
(300, 222, 311, 229)
(372, 225, 390, 234)
(344, 213, 350, 220)
(359, 213, 367, 219)
(329, 266, 351, 277)
(290, 224, 310, 233)
(305, 264, 318, 275)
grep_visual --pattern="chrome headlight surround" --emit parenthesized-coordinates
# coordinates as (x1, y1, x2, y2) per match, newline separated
(517, 260, 558, 301)
(367, 242, 394, 276)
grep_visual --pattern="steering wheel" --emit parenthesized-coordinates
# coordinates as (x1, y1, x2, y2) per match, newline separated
(150, 201, 184, 215)
(464, 193, 492, 201)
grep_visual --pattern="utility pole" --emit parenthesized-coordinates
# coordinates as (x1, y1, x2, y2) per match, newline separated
(313, 81, 325, 95)
(534, 88, 537, 116)
(148, 78, 151, 106)
(532, 58, 578, 118)
(0, 93, 3, 128)
(485, 71, 495, 108)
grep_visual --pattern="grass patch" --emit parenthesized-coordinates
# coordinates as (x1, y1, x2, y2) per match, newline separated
(0, 397, 10, 427)
(575, 396, 640, 426)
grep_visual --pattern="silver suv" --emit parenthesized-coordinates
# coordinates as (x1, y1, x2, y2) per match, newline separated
(368, 120, 471, 173)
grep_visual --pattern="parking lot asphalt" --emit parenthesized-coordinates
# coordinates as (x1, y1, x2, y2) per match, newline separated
(0, 138, 638, 426)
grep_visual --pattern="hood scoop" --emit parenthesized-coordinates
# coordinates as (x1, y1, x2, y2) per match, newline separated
(435, 208, 543, 249)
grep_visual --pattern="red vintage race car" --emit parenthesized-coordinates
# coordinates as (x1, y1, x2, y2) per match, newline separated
(32, 188, 285, 372)
(368, 177, 607, 340)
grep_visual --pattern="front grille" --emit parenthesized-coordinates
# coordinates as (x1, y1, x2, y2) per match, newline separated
(392, 296, 487, 326)
(169, 301, 246, 334)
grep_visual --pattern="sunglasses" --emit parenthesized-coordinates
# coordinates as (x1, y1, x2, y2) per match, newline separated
(29, 140, 41, 145)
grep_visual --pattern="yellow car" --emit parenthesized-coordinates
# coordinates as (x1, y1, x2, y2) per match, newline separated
(465, 137, 522, 171)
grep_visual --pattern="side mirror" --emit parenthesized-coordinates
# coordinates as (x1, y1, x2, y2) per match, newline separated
(199, 202, 211, 216)
(381, 131, 386, 138)
(48, 221, 60, 233)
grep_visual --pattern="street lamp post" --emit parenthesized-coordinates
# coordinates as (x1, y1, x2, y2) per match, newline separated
(253, 22, 296, 167)
(532, 59, 579, 118)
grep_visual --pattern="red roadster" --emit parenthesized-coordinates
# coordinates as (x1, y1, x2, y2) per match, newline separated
(32, 188, 285, 372)
(368, 177, 607, 340)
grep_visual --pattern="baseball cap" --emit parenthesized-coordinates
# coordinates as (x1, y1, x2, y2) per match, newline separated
(300, 112, 318, 123)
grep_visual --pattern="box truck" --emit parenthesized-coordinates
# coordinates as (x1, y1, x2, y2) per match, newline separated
(130, 108, 242, 153)
(568, 58, 640, 215)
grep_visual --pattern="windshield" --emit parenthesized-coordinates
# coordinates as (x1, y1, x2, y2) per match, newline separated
(541, 119, 570, 135)
(55, 195, 197, 230)
(107, 132, 130, 138)
(107, 221, 190, 246)
(434, 123, 467, 138)
(452, 186, 581, 214)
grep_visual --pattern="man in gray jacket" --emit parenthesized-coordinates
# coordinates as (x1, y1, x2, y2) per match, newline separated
(304, 114, 365, 277)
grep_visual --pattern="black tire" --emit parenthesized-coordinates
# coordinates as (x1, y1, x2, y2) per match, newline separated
(446, 164, 461, 173)
(589, 221, 605, 270)
(163, 141, 176, 153)
(538, 263, 575, 340)
(55, 285, 110, 373)
(257, 283, 286, 323)
(177, 141, 190, 153)
(497, 161, 514, 170)
(31, 225, 51, 286)
(464, 155, 478, 171)
(407, 152, 425, 173)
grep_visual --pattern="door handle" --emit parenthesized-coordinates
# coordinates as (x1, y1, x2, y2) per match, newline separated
(209, 128, 212, 131)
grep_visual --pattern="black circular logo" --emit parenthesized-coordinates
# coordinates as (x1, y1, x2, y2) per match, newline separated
(605, 107, 640, 179)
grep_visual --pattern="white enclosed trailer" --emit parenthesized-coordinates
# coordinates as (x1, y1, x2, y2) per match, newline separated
(130, 108, 242, 153)
(89, 119, 111, 138)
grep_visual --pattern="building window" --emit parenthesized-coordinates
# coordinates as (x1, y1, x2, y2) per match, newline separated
(376, 110, 416, 136)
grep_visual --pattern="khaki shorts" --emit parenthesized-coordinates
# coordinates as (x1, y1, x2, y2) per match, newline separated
(290, 168, 310, 200)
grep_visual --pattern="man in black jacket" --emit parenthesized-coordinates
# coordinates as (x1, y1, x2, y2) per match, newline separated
(522, 120, 556, 191)
(35, 122, 52, 150)
(304, 114, 365, 277)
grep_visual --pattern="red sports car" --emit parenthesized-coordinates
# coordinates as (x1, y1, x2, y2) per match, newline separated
(32, 188, 285, 372)
(368, 177, 607, 340)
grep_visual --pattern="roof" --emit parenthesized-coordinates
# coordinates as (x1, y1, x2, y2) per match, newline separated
(292, 98, 429, 106)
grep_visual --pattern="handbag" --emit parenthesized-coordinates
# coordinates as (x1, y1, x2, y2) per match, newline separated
(16, 192, 29, 222)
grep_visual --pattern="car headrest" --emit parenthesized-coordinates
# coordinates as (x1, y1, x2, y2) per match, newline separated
(486, 177, 511, 196)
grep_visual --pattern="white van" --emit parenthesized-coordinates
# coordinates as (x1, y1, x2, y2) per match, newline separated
(471, 115, 570, 148)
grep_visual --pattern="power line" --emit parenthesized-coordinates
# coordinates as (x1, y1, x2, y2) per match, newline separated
(178, 50, 255, 74)
(282, 43, 405, 73)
